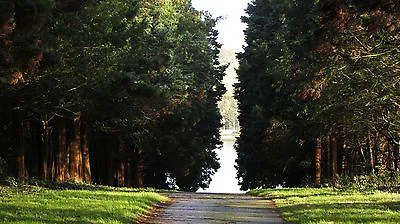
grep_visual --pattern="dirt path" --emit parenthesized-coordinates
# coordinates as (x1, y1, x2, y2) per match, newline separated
(144, 192, 283, 224)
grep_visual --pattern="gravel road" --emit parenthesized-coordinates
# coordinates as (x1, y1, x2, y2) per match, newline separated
(143, 192, 283, 224)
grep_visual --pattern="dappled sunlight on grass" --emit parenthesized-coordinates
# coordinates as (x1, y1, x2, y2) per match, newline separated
(0, 186, 167, 223)
(249, 188, 400, 224)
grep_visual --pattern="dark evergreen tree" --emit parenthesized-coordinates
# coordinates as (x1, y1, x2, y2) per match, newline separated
(0, 0, 225, 191)
(235, 0, 320, 189)
(236, 0, 400, 189)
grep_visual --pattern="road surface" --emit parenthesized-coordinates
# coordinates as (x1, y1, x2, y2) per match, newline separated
(143, 192, 283, 224)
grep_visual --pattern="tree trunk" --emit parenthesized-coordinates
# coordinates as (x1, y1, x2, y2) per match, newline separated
(117, 161, 125, 186)
(377, 133, 387, 174)
(341, 140, 348, 175)
(56, 118, 67, 182)
(326, 136, 331, 179)
(69, 116, 83, 183)
(133, 148, 144, 188)
(80, 117, 91, 183)
(116, 137, 126, 186)
(388, 142, 395, 171)
(25, 119, 39, 178)
(331, 136, 338, 179)
(395, 143, 400, 171)
(49, 121, 56, 180)
(40, 117, 50, 180)
(315, 137, 322, 186)
(358, 137, 367, 174)
(125, 159, 133, 187)
(13, 110, 26, 179)
(368, 133, 375, 174)
(105, 144, 114, 186)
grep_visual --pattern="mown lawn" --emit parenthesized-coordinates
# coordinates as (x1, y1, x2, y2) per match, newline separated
(0, 185, 167, 223)
(248, 188, 400, 224)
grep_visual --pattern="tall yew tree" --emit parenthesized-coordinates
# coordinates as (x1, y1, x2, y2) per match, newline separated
(235, 0, 320, 189)
(0, 0, 225, 191)
(236, 0, 400, 189)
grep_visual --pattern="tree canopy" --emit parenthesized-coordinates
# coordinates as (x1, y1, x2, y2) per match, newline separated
(0, 0, 225, 191)
(236, 0, 400, 189)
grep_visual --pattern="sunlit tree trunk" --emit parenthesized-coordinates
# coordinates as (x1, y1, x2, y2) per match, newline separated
(315, 137, 322, 186)
(368, 133, 375, 174)
(341, 140, 348, 175)
(80, 117, 91, 183)
(117, 161, 125, 186)
(56, 118, 67, 182)
(326, 136, 331, 179)
(69, 116, 83, 183)
(117, 137, 126, 186)
(358, 137, 368, 174)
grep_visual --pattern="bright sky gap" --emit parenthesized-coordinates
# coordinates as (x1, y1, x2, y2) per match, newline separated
(191, 0, 251, 52)
(192, 0, 251, 193)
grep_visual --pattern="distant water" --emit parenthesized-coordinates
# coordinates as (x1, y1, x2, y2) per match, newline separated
(197, 131, 244, 194)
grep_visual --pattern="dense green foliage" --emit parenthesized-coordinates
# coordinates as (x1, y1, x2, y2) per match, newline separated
(0, 185, 166, 223)
(236, 0, 400, 189)
(0, 0, 225, 191)
(249, 188, 400, 224)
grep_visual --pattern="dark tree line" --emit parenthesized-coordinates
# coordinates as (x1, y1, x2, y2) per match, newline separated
(0, 0, 226, 191)
(236, 0, 400, 190)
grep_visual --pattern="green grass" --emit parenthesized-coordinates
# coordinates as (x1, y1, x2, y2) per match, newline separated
(0, 185, 167, 223)
(248, 188, 400, 224)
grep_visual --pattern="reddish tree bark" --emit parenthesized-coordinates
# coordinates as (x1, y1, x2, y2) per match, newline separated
(116, 137, 126, 186)
(56, 118, 67, 182)
(315, 137, 322, 186)
(326, 136, 331, 179)
(80, 117, 91, 183)
(117, 161, 125, 186)
(69, 116, 83, 183)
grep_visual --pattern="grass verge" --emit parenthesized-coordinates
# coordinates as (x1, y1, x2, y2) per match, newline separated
(248, 188, 400, 224)
(0, 185, 167, 223)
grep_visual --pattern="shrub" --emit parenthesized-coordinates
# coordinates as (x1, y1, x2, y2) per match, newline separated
(334, 171, 400, 192)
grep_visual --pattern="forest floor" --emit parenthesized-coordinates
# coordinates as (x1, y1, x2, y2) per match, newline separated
(0, 185, 166, 223)
(249, 188, 400, 224)
(142, 192, 283, 223)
